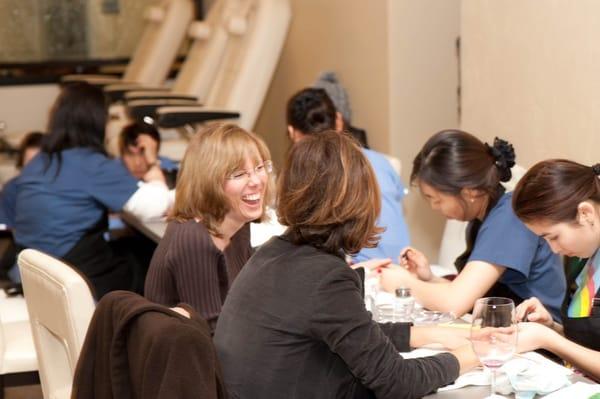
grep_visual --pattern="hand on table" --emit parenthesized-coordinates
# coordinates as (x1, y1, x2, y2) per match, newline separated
(515, 297, 554, 327)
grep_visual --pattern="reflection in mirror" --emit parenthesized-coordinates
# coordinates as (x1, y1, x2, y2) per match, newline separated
(0, 0, 158, 63)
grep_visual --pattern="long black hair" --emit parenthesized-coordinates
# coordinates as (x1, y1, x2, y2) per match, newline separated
(411, 130, 516, 270)
(43, 82, 108, 172)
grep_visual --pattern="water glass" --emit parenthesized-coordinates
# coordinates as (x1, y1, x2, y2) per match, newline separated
(470, 297, 517, 398)
(373, 296, 414, 323)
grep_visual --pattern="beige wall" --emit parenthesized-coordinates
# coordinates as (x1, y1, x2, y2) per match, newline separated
(0, 84, 59, 135)
(388, 0, 460, 260)
(254, 0, 390, 168)
(461, 0, 600, 168)
(255, 0, 460, 260)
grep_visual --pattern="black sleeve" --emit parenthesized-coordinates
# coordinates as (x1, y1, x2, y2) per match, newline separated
(309, 265, 460, 399)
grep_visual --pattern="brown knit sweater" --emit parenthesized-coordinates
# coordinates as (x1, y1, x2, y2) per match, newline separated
(144, 219, 252, 331)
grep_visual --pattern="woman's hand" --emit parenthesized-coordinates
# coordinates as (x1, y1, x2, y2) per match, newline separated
(399, 247, 432, 281)
(350, 258, 392, 271)
(516, 322, 553, 353)
(515, 297, 554, 327)
(136, 134, 160, 167)
(410, 325, 471, 350)
(143, 164, 166, 184)
(379, 266, 415, 293)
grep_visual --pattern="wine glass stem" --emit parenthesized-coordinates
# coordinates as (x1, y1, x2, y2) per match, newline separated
(490, 368, 496, 396)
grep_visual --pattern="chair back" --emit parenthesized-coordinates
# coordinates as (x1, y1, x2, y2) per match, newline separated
(123, 0, 194, 86)
(171, 0, 231, 103)
(18, 249, 96, 399)
(71, 291, 226, 399)
(202, 0, 291, 130)
(0, 294, 37, 376)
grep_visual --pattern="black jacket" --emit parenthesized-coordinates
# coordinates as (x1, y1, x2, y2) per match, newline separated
(214, 236, 459, 399)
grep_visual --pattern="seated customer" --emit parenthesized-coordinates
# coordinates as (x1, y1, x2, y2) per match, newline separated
(214, 131, 479, 399)
(513, 159, 600, 380)
(0, 131, 43, 280)
(119, 122, 178, 188)
(12, 82, 172, 298)
(145, 123, 274, 332)
(286, 87, 410, 263)
(378, 130, 565, 319)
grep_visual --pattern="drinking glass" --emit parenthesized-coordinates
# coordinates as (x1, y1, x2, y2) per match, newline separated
(470, 297, 518, 398)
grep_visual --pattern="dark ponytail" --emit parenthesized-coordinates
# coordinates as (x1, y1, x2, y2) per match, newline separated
(411, 130, 517, 271)
(513, 159, 600, 224)
(286, 88, 337, 135)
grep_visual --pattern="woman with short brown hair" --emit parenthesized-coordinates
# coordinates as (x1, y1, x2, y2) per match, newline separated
(145, 122, 274, 331)
(214, 131, 478, 399)
(277, 128, 381, 255)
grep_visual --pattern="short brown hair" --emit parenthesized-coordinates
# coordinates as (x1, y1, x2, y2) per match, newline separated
(172, 123, 274, 236)
(277, 131, 382, 255)
(513, 159, 600, 223)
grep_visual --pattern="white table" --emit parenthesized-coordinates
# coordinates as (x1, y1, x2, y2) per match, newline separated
(120, 209, 287, 247)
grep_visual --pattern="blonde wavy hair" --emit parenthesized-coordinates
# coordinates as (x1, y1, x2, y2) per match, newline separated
(172, 122, 274, 236)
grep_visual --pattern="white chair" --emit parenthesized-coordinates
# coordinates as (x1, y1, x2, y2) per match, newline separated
(0, 293, 38, 399)
(436, 164, 527, 274)
(104, 0, 234, 156)
(121, 0, 292, 161)
(62, 0, 194, 87)
(18, 249, 96, 399)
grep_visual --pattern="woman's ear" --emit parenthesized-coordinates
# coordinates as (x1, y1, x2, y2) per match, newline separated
(577, 201, 598, 227)
(335, 112, 344, 132)
(460, 187, 484, 203)
(288, 125, 304, 143)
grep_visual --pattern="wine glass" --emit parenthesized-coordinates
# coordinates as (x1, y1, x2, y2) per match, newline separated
(470, 297, 518, 398)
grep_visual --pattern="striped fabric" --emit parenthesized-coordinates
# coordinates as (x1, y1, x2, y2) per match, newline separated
(568, 250, 600, 318)
(145, 220, 252, 331)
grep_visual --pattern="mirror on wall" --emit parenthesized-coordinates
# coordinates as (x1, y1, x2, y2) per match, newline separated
(0, 0, 200, 84)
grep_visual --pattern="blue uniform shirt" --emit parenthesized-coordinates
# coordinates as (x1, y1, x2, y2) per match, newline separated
(158, 155, 178, 171)
(14, 148, 139, 258)
(0, 177, 18, 227)
(353, 149, 410, 262)
(469, 192, 566, 321)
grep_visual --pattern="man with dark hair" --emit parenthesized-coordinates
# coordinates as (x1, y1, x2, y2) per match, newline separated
(119, 122, 178, 187)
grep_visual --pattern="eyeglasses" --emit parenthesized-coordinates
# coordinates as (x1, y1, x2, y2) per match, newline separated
(226, 160, 273, 182)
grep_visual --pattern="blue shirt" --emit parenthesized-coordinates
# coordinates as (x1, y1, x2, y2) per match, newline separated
(159, 155, 178, 171)
(119, 156, 179, 173)
(354, 149, 410, 262)
(14, 148, 138, 257)
(469, 192, 566, 321)
(0, 176, 18, 227)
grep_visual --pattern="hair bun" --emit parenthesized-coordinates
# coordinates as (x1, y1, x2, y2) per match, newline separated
(485, 137, 515, 182)
(593, 163, 600, 176)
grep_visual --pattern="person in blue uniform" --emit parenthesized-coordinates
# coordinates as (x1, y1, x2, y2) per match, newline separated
(513, 159, 600, 380)
(118, 122, 178, 188)
(378, 130, 565, 320)
(11, 82, 171, 298)
(0, 131, 43, 281)
(286, 87, 410, 263)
